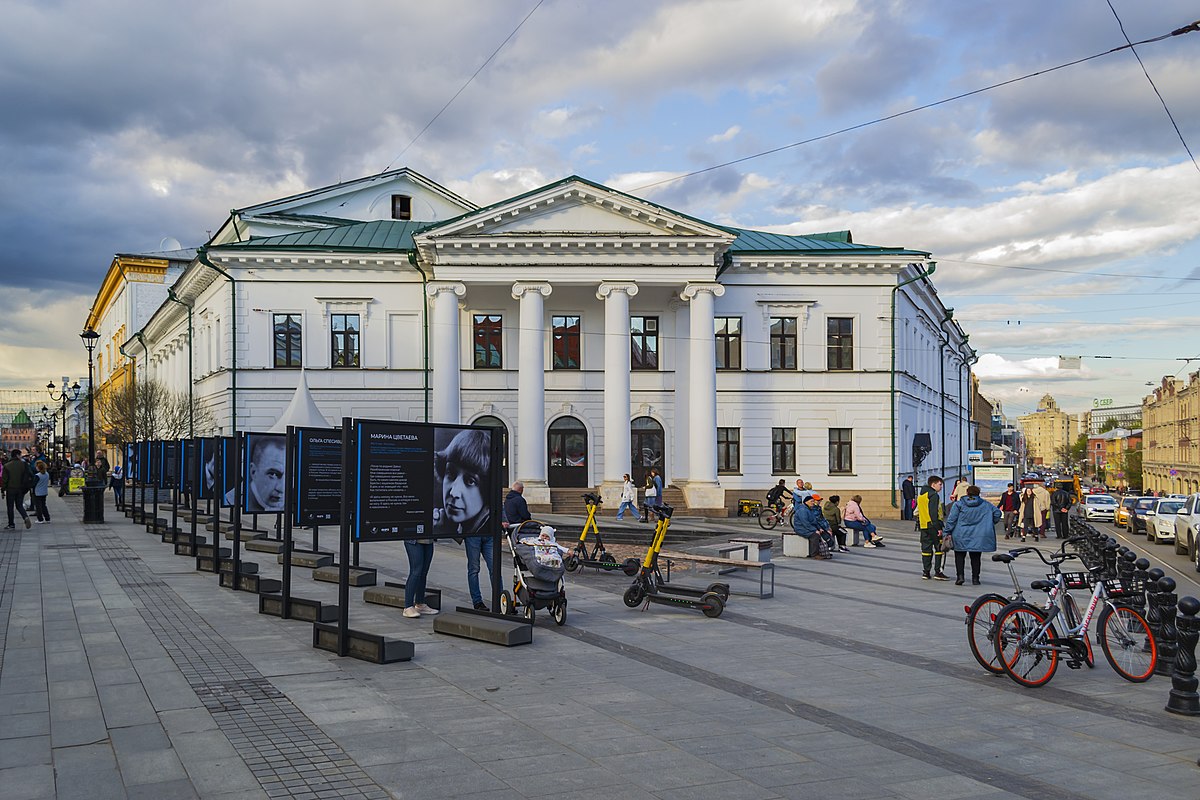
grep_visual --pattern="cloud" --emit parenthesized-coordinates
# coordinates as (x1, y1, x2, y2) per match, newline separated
(973, 354, 1088, 381)
(0, 288, 95, 389)
(708, 126, 742, 144)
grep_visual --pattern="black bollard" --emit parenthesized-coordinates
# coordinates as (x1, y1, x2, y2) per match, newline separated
(1145, 568, 1165, 652)
(1156, 577, 1179, 678)
(1165, 596, 1200, 716)
(1131, 558, 1151, 617)
(1103, 541, 1120, 579)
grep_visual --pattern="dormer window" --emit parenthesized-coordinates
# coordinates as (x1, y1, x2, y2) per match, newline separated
(391, 194, 412, 220)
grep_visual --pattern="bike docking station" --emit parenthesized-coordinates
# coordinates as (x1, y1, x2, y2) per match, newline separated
(564, 493, 640, 577)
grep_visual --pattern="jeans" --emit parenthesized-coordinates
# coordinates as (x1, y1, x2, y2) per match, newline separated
(1052, 511, 1069, 538)
(844, 520, 877, 542)
(112, 482, 125, 508)
(32, 494, 49, 522)
(6, 491, 29, 526)
(403, 541, 436, 607)
(615, 501, 637, 519)
(464, 536, 495, 606)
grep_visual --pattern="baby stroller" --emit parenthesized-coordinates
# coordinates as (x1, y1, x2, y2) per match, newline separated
(498, 520, 568, 625)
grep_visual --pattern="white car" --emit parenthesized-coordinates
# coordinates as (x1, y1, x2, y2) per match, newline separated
(1174, 494, 1200, 561)
(1146, 497, 1185, 544)
(1080, 494, 1118, 521)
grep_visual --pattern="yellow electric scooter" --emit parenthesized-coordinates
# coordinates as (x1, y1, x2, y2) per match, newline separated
(565, 493, 640, 576)
(622, 504, 727, 617)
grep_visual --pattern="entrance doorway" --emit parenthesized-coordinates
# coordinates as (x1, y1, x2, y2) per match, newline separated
(547, 416, 587, 488)
(631, 416, 664, 488)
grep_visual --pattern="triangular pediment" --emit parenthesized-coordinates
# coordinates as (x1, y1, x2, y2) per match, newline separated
(417, 177, 733, 241)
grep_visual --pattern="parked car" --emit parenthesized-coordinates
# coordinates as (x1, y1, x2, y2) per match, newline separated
(1079, 494, 1118, 521)
(1115, 496, 1140, 527)
(1146, 497, 1186, 544)
(1174, 494, 1200, 560)
(1127, 496, 1157, 535)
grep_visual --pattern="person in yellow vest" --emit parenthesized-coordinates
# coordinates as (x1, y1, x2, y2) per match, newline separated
(916, 475, 948, 581)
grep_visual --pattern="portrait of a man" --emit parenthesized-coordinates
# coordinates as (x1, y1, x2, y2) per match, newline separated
(244, 434, 286, 513)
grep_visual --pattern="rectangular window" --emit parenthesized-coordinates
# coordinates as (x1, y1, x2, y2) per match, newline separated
(552, 315, 581, 370)
(273, 313, 302, 367)
(829, 428, 853, 474)
(827, 317, 853, 370)
(331, 313, 360, 368)
(630, 315, 658, 370)
(770, 317, 797, 370)
(717, 428, 740, 474)
(472, 314, 503, 369)
(391, 194, 412, 220)
(715, 317, 741, 370)
(772, 428, 796, 473)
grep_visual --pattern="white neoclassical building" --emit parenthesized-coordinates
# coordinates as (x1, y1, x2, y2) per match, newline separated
(111, 169, 974, 516)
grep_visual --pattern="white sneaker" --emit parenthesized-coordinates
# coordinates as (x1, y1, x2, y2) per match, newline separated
(402, 607, 421, 618)
(863, 541, 876, 548)
(415, 604, 438, 616)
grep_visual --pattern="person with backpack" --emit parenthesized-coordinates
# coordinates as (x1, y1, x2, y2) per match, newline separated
(766, 479, 788, 513)
(2, 450, 33, 529)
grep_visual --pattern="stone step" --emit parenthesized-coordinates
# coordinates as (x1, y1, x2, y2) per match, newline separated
(433, 611, 533, 647)
(370, 582, 442, 610)
(279, 551, 333, 569)
(313, 565, 376, 587)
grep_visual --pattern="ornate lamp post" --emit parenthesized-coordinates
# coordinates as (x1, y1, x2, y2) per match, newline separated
(47, 380, 81, 462)
(80, 329, 100, 468)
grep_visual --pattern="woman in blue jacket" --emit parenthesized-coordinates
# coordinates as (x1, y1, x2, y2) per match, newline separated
(942, 485, 1002, 586)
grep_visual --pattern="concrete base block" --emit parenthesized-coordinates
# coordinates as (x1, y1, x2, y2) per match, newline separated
(219, 572, 281, 594)
(246, 539, 287, 554)
(680, 482, 728, 514)
(279, 551, 333, 569)
(521, 480, 551, 507)
(370, 582, 440, 610)
(313, 565, 376, 587)
(223, 529, 266, 542)
(433, 611, 533, 646)
(218, 561, 259, 576)
(782, 534, 807, 557)
(259, 594, 340, 622)
(312, 623, 414, 664)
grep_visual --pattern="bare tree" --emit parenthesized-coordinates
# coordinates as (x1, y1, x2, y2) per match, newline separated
(96, 379, 212, 445)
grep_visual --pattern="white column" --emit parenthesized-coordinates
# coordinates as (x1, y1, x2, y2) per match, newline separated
(680, 282, 726, 509)
(597, 282, 638, 504)
(426, 281, 466, 424)
(512, 282, 552, 505)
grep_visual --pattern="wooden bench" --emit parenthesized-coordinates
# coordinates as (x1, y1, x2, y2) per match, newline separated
(659, 550, 774, 599)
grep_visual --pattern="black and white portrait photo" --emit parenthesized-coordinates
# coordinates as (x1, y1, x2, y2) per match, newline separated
(243, 433, 286, 514)
(430, 427, 494, 538)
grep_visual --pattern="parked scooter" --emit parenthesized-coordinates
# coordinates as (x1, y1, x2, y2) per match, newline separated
(565, 493, 640, 576)
(623, 504, 727, 617)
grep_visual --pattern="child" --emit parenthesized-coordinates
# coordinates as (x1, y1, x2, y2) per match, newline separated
(32, 461, 51, 523)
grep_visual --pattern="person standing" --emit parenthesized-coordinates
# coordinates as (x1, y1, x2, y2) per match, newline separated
(916, 475, 948, 580)
(30, 461, 51, 524)
(503, 481, 531, 530)
(110, 462, 125, 510)
(1018, 487, 1039, 542)
(1031, 483, 1052, 539)
(1049, 484, 1071, 539)
(943, 485, 1001, 586)
(901, 475, 916, 521)
(996, 484, 1019, 539)
(402, 538, 437, 618)
(615, 474, 638, 520)
(792, 493, 831, 559)
(949, 476, 968, 505)
(2, 450, 32, 529)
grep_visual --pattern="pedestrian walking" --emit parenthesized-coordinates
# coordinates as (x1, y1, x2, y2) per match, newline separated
(997, 483, 1019, 539)
(615, 474, 638, 520)
(2, 450, 32, 529)
(30, 461, 51, 523)
(1031, 483, 1051, 539)
(943, 485, 1001, 586)
(917, 475, 948, 580)
(1018, 487, 1039, 542)
(110, 463, 125, 510)
(901, 475, 916, 521)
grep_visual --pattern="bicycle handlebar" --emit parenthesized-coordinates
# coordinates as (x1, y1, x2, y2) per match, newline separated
(997, 546, 1080, 567)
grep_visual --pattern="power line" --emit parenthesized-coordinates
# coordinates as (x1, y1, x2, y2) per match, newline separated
(1107, 1, 1200, 175)
(632, 20, 1200, 194)
(381, 0, 546, 173)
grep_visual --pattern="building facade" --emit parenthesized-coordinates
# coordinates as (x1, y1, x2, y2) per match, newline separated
(1087, 427, 1142, 486)
(1143, 373, 1200, 495)
(1089, 402, 1141, 435)
(113, 170, 974, 517)
(1018, 394, 1069, 467)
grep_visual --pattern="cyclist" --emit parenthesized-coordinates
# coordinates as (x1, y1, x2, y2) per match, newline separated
(765, 479, 788, 513)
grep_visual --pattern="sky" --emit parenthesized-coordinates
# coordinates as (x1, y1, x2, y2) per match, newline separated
(1, 0, 1198, 419)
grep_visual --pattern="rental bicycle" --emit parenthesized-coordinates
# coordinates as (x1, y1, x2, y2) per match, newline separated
(991, 561, 1155, 688)
(757, 503, 793, 531)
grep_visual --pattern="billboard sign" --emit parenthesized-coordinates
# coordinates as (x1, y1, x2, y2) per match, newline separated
(971, 463, 1018, 505)
(294, 427, 342, 525)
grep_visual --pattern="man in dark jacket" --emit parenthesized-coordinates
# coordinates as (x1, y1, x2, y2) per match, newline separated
(792, 493, 831, 559)
(2, 451, 32, 529)
(765, 479, 788, 512)
(997, 483, 1020, 539)
(916, 475, 947, 580)
(1050, 486, 1072, 539)
(503, 481, 531, 530)
(901, 475, 916, 521)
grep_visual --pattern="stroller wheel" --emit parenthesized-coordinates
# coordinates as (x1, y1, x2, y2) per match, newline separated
(551, 600, 567, 626)
(700, 592, 725, 618)
(499, 590, 514, 616)
(524, 604, 535, 623)
(621, 558, 640, 577)
(623, 584, 645, 608)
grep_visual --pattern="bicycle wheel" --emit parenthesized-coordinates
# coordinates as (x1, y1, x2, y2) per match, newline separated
(965, 593, 1009, 674)
(993, 604, 1059, 688)
(1062, 593, 1094, 668)
(758, 509, 778, 530)
(1097, 605, 1156, 682)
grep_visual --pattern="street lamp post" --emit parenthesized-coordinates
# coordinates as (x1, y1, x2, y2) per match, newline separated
(81, 329, 100, 467)
(47, 380, 81, 463)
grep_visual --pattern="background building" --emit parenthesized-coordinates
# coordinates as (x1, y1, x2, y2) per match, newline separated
(1017, 394, 1070, 467)
(1143, 373, 1199, 495)
(110, 169, 975, 517)
(1089, 402, 1141, 435)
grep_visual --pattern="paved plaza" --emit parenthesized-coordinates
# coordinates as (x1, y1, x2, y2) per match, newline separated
(2, 493, 1199, 800)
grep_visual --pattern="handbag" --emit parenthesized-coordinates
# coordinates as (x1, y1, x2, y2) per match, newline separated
(645, 486, 657, 498)
(941, 532, 955, 550)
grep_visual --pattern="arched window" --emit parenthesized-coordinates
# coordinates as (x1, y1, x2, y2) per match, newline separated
(473, 415, 508, 489)
(630, 416, 664, 487)
(547, 416, 587, 487)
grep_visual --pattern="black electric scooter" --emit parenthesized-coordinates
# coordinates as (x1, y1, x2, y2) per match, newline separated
(622, 504, 728, 617)
(565, 493, 640, 576)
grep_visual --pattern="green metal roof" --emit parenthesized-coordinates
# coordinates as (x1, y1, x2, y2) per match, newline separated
(11, 409, 32, 425)
(722, 226, 927, 256)
(224, 220, 431, 252)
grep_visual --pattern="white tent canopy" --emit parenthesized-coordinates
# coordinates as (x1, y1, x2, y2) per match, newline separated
(268, 371, 331, 433)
